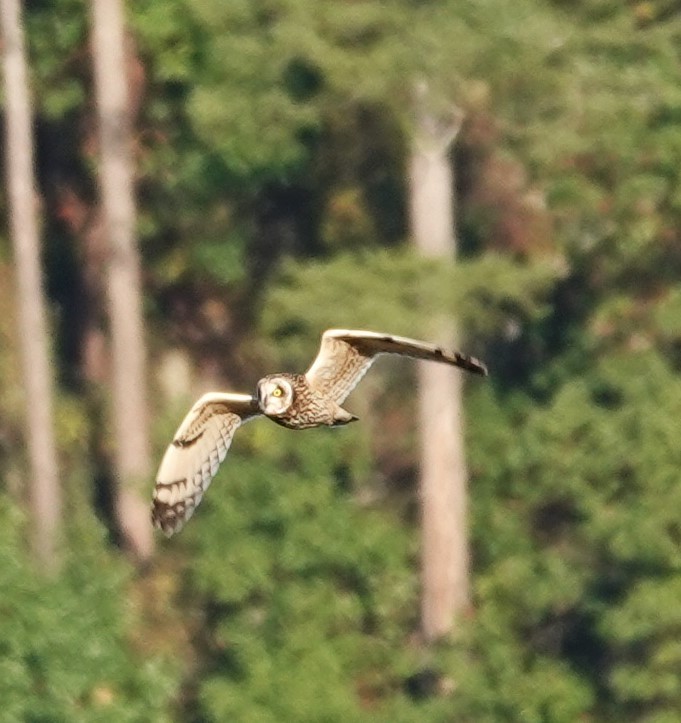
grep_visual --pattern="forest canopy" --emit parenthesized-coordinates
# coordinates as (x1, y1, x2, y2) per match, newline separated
(2, 0, 681, 720)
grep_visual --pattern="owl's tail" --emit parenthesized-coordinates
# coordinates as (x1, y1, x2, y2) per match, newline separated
(330, 406, 359, 426)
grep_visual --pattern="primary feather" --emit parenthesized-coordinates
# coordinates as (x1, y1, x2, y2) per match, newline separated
(306, 329, 487, 404)
(151, 393, 260, 536)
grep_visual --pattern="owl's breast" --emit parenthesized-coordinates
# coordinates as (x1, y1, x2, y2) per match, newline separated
(268, 376, 335, 429)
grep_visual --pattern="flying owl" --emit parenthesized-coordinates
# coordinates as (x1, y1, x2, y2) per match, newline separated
(151, 329, 488, 536)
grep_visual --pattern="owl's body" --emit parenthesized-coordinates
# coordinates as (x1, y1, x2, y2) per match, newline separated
(152, 328, 487, 536)
(258, 373, 358, 429)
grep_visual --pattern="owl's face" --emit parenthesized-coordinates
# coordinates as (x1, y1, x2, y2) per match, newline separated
(257, 375, 295, 417)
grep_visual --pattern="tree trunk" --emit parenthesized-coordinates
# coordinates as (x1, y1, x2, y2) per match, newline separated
(1, 0, 62, 573)
(90, 0, 153, 560)
(409, 86, 468, 641)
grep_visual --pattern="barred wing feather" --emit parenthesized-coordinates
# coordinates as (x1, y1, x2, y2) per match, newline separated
(151, 393, 260, 536)
(305, 329, 487, 405)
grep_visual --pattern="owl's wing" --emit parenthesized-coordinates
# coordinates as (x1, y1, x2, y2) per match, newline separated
(151, 392, 261, 536)
(305, 329, 488, 404)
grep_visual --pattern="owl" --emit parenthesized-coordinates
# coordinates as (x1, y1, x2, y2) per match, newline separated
(152, 329, 487, 535)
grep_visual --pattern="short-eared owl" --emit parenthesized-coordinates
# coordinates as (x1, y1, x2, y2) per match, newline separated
(152, 329, 487, 535)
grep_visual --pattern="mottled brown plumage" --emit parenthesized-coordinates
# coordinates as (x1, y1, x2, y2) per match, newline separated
(258, 373, 356, 429)
(152, 329, 487, 536)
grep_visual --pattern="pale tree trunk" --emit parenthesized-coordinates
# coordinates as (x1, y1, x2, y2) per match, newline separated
(90, 0, 153, 560)
(1, 0, 62, 573)
(409, 84, 468, 641)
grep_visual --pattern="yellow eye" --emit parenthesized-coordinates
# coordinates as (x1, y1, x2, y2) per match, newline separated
(272, 387, 283, 397)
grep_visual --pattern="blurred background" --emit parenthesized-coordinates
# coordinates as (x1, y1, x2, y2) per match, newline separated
(2, 0, 681, 720)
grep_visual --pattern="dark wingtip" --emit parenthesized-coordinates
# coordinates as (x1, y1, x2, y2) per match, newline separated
(150, 500, 181, 537)
(475, 360, 489, 377)
(457, 353, 488, 377)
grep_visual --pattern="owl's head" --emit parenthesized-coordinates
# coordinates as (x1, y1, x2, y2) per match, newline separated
(257, 375, 295, 416)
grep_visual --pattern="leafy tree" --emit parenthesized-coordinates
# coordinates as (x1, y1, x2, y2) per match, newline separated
(176, 427, 418, 721)
(3, 0, 681, 720)
(450, 349, 681, 721)
(0, 494, 178, 720)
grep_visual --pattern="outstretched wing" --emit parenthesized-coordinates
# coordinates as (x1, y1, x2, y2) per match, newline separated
(151, 392, 261, 536)
(305, 329, 487, 404)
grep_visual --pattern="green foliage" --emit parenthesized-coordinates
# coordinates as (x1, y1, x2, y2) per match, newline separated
(169, 0, 570, 186)
(0, 496, 178, 721)
(6, 0, 681, 719)
(532, 4, 681, 291)
(25, 0, 87, 119)
(459, 349, 681, 720)
(261, 248, 558, 367)
(191, 231, 248, 287)
(178, 426, 422, 721)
